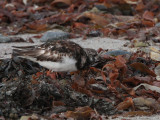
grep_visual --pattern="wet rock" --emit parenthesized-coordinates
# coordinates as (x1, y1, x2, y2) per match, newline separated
(0, 34, 25, 43)
(134, 41, 149, 47)
(20, 116, 30, 120)
(104, 50, 131, 56)
(154, 64, 160, 80)
(0, 34, 11, 43)
(150, 46, 160, 61)
(152, 38, 160, 43)
(30, 114, 39, 120)
(87, 30, 101, 37)
(155, 22, 160, 27)
(95, 4, 108, 12)
(40, 31, 70, 42)
(133, 97, 160, 111)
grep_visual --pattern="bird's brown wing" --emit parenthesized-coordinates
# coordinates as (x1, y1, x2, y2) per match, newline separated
(13, 41, 81, 62)
(12, 40, 89, 69)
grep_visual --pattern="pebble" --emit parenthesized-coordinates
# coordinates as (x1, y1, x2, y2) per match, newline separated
(95, 4, 108, 11)
(104, 50, 131, 56)
(0, 34, 11, 43)
(20, 116, 30, 120)
(150, 46, 160, 61)
(154, 64, 160, 81)
(40, 31, 70, 42)
(155, 22, 160, 27)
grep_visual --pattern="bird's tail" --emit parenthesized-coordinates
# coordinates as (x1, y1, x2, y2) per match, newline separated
(12, 46, 36, 57)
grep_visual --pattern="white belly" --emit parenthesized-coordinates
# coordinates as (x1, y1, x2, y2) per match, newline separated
(37, 56, 77, 72)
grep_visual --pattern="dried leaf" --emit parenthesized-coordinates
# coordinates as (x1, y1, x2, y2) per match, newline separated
(52, 101, 65, 106)
(135, 2, 145, 11)
(152, 81, 160, 87)
(142, 20, 155, 27)
(143, 11, 154, 21)
(134, 83, 160, 93)
(71, 83, 92, 96)
(77, 12, 108, 26)
(130, 62, 156, 77)
(117, 97, 134, 110)
(11, 10, 28, 18)
(72, 22, 88, 30)
(72, 74, 85, 87)
(133, 97, 160, 111)
(102, 64, 119, 86)
(51, 0, 71, 8)
(46, 71, 56, 80)
(124, 0, 142, 5)
(65, 106, 94, 119)
(26, 23, 48, 31)
(115, 55, 127, 76)
(123, 111, 152, 117)
(123, 76, 154, 85)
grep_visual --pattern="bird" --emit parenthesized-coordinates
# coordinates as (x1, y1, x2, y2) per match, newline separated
(12, 40, 98, 73)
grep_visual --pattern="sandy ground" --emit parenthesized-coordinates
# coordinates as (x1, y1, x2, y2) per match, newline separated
(0, 31, 159, 119)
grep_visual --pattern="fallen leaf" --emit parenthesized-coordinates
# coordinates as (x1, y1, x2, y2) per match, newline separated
(124, 0, 142, 5)
(52, 101, 65, 106)
(123, 76, 154, 85)
(143, 11, 154, 21)
(142, 20, 155, 27)
(135, 2, 145, 11)
(102, 64, 119, 86)
(46, 71, 57, 80)
(77, 12, 108, 26)
(11, 10, 28, 18)
(134, 83, 160, 93)
(123, 111, 152, 117)
(26, 22, 48, 31)
(72, 74, 85, 87)
(130, 62, 156, 77)
(117, 97, 134, 110)
(51, 0, 71, 8)
(65, 106, 94, 119)
(133, 97, 160, 111)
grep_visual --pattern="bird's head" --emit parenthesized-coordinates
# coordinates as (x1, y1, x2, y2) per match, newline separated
(84, 48, 98, 65)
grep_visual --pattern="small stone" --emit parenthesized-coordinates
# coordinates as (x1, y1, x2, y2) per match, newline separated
(14, 113, 18, 119)
(155, 64, 160, 80)
(87, 30, 101, 37)
(40, 31, 70, 42)
(155, 22, 160, 27)
(95, 4, 108, 11)
(104, 50, 131, 56)
(0, 34, 11, 43)
(20, 116, 30, 120)
(9, 113, 14, 118)
(30, 114, 38, 120)
(134, 41, 149, 47)
(150, 46, 160, 61)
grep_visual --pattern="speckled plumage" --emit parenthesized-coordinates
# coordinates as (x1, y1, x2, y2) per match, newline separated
(12, 40, 97, 72)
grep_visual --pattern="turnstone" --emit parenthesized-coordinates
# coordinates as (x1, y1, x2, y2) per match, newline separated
(12, 40, 97, 72)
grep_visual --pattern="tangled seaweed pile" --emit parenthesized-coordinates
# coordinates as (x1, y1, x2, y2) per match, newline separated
(0, 50, 160, 119)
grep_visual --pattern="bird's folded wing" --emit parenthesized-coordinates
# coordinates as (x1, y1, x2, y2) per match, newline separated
(12, 45, 72, 62)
